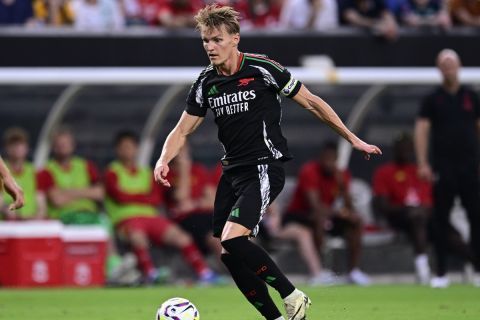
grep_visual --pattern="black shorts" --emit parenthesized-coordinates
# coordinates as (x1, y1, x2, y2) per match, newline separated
(177, 212, 214, 254)
(213, 161, 285, 238)
(282, 212, 347, 237)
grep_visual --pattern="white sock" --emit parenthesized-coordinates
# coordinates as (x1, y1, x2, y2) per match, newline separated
(284, 288, 301, 301)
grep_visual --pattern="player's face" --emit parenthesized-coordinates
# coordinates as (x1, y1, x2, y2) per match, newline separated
(201, 25, 239, 66)
(320, 149, 338, 175)
(5, 141, 28, 162)
(52, 133, 75, 160)
(116, 138, 138, 163)
(393, 140, 413, 164)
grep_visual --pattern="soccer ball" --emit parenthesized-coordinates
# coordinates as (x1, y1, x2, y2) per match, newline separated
(156, 297, 200, 320)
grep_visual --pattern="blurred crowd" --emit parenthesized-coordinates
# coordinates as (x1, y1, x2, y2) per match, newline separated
(0, 0, 479, 38)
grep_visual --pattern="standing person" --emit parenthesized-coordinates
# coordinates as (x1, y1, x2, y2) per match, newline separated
(154, 5, 381, 320)
(282, 142, 370, 286)
(0, 127, 46, 220)
(105, 131, 218, 284)
(415, 49, 480, 288)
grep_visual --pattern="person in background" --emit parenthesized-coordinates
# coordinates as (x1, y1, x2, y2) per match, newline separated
(0, 0, 33, 25)
(281, 142, 370, 286)
(104, 131, 219, 284)
(415, 49, 480, 287)
(71, 0, 125, 30)
(400, 0, 451, 29)
(0, 127, 46, 220)
(340, 0, 398, 40)
(165, 145, 223, 261)
(32, 0, 74, 26)
(279, 0, 339, 31)
(156, 0, 202, 28)
(37, 127, 126, 283)
(372, 133, 432, 284)
(449, 0, 480, 26)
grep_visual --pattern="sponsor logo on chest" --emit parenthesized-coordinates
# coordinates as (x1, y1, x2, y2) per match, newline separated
(207, 90, 257, 117)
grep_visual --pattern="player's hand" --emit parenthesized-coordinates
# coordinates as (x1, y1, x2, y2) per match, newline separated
(154, 160, 171, 187)
(418, 163, 433, 182)
(352, 139, 382, 160)
(3, 177, 25, 210)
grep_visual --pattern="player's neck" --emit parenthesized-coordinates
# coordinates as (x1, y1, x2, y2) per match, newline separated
(216, 50, 242, 76)
(120, 159, 135, 169)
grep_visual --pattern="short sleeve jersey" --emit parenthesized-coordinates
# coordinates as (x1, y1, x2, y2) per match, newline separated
(418, 86, 480, 164)
(185, 52, 302, 169)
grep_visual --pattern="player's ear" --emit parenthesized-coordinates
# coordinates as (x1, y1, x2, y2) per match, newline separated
(232, 33, 240, 47)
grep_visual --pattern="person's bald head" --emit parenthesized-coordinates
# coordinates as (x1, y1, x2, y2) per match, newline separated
(436, 49, 461, 83)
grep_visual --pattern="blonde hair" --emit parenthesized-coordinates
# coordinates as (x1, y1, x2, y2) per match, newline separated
(194, 5, 240, 34)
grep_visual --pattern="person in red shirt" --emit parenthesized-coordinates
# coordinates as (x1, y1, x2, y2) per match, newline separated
(164, 144, 222, 259)
(373, 133, 477, 285)
(105, 131, 218, 284)
(372, 133, 432, 284)
(282, 142, 370, 286)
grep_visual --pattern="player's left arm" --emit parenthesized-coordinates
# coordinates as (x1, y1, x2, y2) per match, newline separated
(292, 84, 382, 159)
(0, 156, 24, 210)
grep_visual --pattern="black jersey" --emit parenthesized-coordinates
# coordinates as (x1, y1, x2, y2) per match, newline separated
(185, 52, 302, 169)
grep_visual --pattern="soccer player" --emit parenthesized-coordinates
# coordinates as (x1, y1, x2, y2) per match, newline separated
(373, 133, 432, 284)
(38, 127, 127, 282)
(165, 144, 222, 259)
(105, 131, 218, 284)
(282, 142, 370, 286)
(0, 127, 46, 220)
(154, 5, 381, 320)
(415, 49, 480, 288)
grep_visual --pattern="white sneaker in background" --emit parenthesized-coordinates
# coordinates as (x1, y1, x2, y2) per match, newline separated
(430, 276, 450, 288)
(414, 254, 430, 285)
(348, 268, 371, 286)
(472, 274, 480, 287)
(284, 289, 312, 320)
(308, 270, 338, 286)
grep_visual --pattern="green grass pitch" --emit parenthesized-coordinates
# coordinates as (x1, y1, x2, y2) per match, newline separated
(1, 285, 479, 319)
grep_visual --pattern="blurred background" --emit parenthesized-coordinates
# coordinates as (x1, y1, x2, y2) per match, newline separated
(1, 0, 480, 289)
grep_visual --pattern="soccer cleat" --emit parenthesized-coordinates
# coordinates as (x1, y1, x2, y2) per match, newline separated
(284, 289, 312, 320)
(430, 276, 450, 288)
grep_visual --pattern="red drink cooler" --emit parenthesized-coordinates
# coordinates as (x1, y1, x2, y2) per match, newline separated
(62, 226, 108, 286)
(0, 221, 63, 287)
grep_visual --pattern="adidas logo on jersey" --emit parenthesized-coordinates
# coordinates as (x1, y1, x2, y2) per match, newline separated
(208, 85, 219, 96)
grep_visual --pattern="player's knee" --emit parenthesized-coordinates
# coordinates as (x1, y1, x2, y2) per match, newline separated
(220, 235, 249, 255)
(165, 226, 192, 247)
(129, 230, 148, 248)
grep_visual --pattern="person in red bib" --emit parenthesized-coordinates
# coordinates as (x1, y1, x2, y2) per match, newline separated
(104, 131, 217, 284)
(282, 141, 370, 286)
(165, 144, 222, 259)
(37, 127, 128, 282)
(0, 127, 45, 220)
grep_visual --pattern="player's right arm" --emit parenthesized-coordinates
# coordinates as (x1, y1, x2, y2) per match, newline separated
(154, 112, 204, 187)
(0, 156, 24, 210)
(292, 84, 382, 159)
